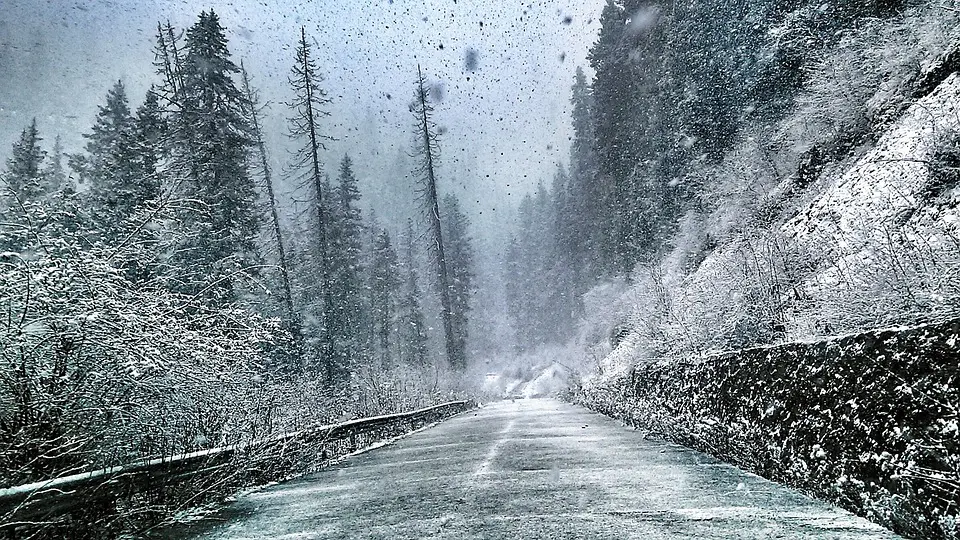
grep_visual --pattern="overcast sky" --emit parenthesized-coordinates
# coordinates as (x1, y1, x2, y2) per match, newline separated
(1, 0, 604, 232)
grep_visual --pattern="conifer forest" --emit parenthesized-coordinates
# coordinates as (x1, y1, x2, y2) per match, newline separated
(2, 0, 960, 538)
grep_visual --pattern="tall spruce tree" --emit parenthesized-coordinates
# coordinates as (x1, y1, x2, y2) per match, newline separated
(171, 10, 261, 304)
(567, 67, 598, 288)
(4, 119, 46, 201)
(153, 21, 186, 111)
(286, 26, 340, 380)
(73, 81, 161, 244)
(45, 135, 67, 194)
(503, 235, 529, 352)
(397, 220, 428, 366)
(548, 166, 581, 339)
(589, 0, 649, 275)
(504, 181, 582, 351)
(327, 155, 366, 374)
(239, 64, 304, 371)
(131, 88, 164, 203)
(369, 227, 400, 368)
(100, 87, 167, 285)
(2, 120, 86, 254)
(241, 65, 295, 322)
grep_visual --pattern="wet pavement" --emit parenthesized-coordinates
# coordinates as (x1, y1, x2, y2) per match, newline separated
(175, 398, 901, 539)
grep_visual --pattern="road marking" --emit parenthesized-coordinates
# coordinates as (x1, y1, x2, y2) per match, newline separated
(474, 419, 515, 476)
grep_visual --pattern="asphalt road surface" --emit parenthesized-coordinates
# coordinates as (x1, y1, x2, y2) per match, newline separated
(175, 398, 901, 539)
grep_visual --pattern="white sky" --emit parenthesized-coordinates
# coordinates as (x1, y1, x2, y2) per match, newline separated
(1, 0, 603, 232)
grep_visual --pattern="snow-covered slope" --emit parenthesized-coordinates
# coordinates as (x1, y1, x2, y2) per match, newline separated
(589, 71, 960, 380)
(785, 72, 960, 279)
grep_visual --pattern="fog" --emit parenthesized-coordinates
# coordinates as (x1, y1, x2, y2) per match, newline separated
(1, 0, 603, 232)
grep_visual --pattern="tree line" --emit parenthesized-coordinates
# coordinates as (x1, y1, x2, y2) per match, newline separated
(0, 10, 474, 489)
(502, 0, 910, 352)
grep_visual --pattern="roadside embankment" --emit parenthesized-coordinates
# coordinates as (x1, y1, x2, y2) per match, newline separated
(577, 320, 959, 540)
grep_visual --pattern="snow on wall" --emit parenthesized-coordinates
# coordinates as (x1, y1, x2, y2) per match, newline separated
(579, 318, 960, 540)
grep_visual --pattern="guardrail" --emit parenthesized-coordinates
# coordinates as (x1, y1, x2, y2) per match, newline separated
(0, 400, 474, 536)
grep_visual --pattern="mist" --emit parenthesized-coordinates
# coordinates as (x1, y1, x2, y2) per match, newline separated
(1, 0, 603, 235)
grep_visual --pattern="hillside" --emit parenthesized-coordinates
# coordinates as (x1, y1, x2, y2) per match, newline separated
(563, 4, 960, 538)
(569, 3, 960, 380)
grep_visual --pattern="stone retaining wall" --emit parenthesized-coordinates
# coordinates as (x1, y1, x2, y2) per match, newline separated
(578, 320, 959, 539)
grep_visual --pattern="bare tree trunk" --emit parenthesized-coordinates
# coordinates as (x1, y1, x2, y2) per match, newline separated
(240, 65, 296, 323)
(414, 66, 463, 371)
(294, 26, 335, 381)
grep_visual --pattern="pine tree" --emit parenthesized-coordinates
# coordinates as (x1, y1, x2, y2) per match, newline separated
(503, 235, 529, 352)
(567, 67, 599, 288)
(171, 10, 261, 304)
(369, 227, 400, 368)
(411, 65, 463, 370)
(4, 119, 46, 201)
(504, 182, 580, 351)
(1, 121, 87, 256)
(131, 88, 164, 201)
(153, 21, 186, 111)
(44, 135, 67, 194)
(239, 65, 304, 372)
(326, 155, 366, 375)
(241, 65, 295, 322)
(548, 166, 581, 340)
(589, 0, 644, 275)
(441, 195, 474, 363)
(80, 80, 133, 171)
(286, 26, 338, 380)
(73, 80, 159, 244)
(397, 220, 428, 366)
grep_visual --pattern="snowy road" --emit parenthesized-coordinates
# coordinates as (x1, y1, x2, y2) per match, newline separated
(172, 398, 901, 539)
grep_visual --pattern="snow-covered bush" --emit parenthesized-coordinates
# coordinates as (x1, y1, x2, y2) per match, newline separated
(781, 4, 960, 152)
(588, 3, 960, 368)
(0, 198, 280, 485)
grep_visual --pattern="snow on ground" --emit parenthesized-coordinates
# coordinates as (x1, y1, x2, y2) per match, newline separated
(165, 399, 901, 540)
(784, 72, 960, 287)
(598, 71, 960, 368)
(520, 363, 569, 398)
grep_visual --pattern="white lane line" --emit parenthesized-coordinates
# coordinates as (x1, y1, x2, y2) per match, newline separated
(474, 419, 516, 476)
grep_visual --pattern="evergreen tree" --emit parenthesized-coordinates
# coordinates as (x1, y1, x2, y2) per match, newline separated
(4, 119, 46, 201)
(73, 81, 161, 244)
(397, 220, 428, 366)
(171, 10, 261, 305)
(241, 65, 295, 322)
(441, 195, 474, 364)
(44, 135, 67, 194)
(240, 65, 303, 371)
(286, 26, 338, 380)
(131, 88, 164, 201)
(548, 167, 581, 339)
(369, 227, 400, 368)
(567, 67, 599, 286)
(79, 80, 133, 166)
(588, 0, 637, 274)
(503, 180, 581, 351)
(1, 121, 88, 257)
(153, 21, 186, 111)
(327, 155, 366, 375)
(503, 235, 529, 352)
